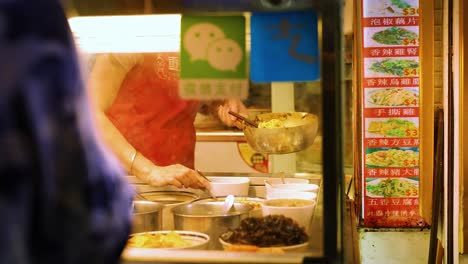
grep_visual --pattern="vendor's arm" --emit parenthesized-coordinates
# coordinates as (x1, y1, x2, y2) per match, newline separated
(88, 53, 208, 189)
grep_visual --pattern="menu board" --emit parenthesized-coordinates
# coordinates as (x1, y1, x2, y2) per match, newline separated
(360, 0, 425, 227)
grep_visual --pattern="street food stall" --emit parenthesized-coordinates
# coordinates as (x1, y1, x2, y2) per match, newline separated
(65, 0, 347, 263)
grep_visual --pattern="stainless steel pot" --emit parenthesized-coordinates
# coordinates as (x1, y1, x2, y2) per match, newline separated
(172, 202, 253, 249)
(132, 200, 163, 233)
(243, 112, 319, 154)
(139, 191, 200, 230)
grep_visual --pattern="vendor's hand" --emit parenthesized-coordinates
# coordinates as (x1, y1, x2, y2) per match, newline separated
(140, 163, 210, 190)
(216, 99, 248, 129)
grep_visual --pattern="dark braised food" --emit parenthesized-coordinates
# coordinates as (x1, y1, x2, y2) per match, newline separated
(220, 215, 309, 247)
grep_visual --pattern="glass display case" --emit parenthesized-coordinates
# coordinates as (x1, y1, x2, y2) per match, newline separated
(66, 0, 347, 263)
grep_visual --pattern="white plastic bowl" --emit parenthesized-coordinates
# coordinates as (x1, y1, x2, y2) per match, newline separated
(207, 177, 250, 197)
(262, 198, 316, 233)
(265, 181, 319, 193)
(266, 191, 317, 201)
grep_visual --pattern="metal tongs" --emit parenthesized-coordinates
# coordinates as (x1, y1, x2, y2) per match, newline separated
(197, 170, 218, 201)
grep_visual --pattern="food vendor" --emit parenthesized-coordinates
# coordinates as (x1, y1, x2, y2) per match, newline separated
(88, 52, 248, 189)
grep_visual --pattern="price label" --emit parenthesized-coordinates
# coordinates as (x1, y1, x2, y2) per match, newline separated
(403, 38, 419, 46)
(405, 188, 418, 196)
(404, 160, 418, 167)
(403, 8, 419, 16)
(404, 68, 418, 76)
(404, 99, 418, 106)
(405, 129, 418, 137)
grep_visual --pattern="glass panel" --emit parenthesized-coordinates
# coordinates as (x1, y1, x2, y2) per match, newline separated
(67, 1, 344, 261)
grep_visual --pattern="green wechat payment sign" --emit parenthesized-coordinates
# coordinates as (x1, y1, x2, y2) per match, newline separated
(180, 15, 248, 99)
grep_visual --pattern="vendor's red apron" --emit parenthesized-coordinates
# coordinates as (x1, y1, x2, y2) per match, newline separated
(106, 53, 200, 168)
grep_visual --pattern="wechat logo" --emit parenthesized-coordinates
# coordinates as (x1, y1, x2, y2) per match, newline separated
(183, 23, 243, 72)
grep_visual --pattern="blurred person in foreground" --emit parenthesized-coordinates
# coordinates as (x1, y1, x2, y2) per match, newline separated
(89, 53, 248, 190)
(0, 1, 133, 263)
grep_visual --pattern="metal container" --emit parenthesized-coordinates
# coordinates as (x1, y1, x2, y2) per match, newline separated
(193, 196, 264, 218)
(243, 112, 319, 154)
(139, 191, 200, 230)
(172, 202, 253, 249)
(132, 200, 163, 233)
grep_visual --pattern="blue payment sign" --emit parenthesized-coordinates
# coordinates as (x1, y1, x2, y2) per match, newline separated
(250, 11, 320, 82)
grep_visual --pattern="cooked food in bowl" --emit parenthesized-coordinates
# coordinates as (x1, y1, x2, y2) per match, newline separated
(265, 198, 314, 207)
(262, 199, 317, 232)
(193, 197, 264, 217)
(127, 230, 209, 250)
(243, 112, 319, 154)
(219, 215, 308, 249)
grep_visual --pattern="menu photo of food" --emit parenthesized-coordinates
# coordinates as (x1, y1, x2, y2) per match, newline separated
(365, 87, 419, 108)
(363, 26, 419, 47)
(364, 57, 419, 78)
(366, 177, 419, 198)
(365, 117, 419, 138)
(365, 147, 419, 167)
(363, 0, 419, 17)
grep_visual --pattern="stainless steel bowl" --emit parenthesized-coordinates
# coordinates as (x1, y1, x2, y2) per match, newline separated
(172, 202, 253, 249)
(139, 191, 200, 230)
(193, 196, 264, 218)
(243, 112, 319, 154)
(132, 200, 164, 233)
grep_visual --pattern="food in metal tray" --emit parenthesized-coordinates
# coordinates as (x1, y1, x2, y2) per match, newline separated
(220, 215, 308, 247)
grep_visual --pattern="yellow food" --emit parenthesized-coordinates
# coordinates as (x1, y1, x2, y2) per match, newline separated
(258, 119, 285, 128)
(231, 198, 263, 210)
(127, 231, 191, 248)
(266, 198, 314, 207)
(367, 118, 418, 137)
(366, 149, 419, 167)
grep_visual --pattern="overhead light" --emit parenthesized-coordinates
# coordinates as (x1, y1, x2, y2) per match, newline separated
(68, 14, 182, 53)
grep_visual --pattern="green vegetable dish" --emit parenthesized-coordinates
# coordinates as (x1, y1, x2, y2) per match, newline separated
(366, 178, 418, 198)
(391, 0, 411, 8)
(372, 27, 418, 45)
(369, 59, 419, 77)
